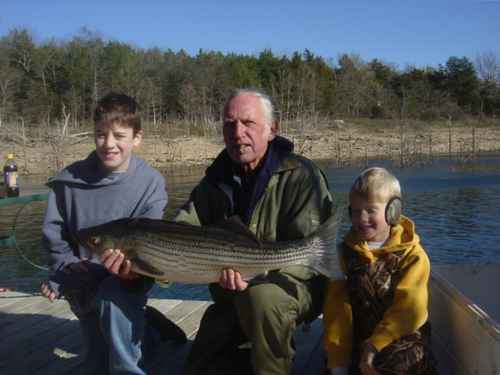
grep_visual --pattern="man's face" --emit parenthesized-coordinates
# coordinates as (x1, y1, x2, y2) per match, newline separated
(223, 94, 276, 173)
(94, 122, 142, 173)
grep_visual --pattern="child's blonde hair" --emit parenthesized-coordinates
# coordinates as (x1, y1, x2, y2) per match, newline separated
(350, 167, 401, 203)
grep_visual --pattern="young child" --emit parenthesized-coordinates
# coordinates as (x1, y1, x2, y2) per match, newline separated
(323, 167, 438, 375)
(41, 93, 169, 375)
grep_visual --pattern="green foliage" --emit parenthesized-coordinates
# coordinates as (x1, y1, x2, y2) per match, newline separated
(0, 28, 498, 130)
(444, 56, 480, 111)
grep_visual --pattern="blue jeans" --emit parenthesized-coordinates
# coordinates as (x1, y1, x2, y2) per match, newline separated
(62, 272, 157, 375)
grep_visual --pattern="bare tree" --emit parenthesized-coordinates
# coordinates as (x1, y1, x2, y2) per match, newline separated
(6, 28, 35, 73)
(0, 59, 19, 128)
(475, 51, 500, 83)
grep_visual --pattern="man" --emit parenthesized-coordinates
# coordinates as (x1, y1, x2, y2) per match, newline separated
(176, 88, 335, 375)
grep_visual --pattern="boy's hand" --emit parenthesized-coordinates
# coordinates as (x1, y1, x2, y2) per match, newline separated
(101, 249, 140, 280)
(219, 268, 248, 291)
(40, 281, 58, 302)
(359, 342, 380, 375)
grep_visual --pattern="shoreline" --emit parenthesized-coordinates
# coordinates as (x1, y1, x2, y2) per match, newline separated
(2, 125, 500, 177)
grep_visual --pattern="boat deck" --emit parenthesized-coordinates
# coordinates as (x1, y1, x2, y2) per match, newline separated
(0, 287, 325, 375)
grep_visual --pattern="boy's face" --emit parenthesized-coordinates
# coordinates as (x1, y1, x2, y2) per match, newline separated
(94, 122, 142, 173)
(350, 195, 391, 243)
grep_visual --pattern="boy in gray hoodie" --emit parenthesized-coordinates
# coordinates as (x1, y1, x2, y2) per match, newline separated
(41, 93, 168, 375)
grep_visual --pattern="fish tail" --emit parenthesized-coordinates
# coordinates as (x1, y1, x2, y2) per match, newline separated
(310, 209, 344, 280)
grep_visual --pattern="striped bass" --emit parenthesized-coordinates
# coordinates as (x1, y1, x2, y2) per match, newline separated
(77, 214, 343, 284)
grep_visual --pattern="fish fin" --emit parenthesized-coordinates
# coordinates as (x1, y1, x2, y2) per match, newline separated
(127, 217, 206, 236)
(130, 217, 168, 231)
(131, 258, 165, 278)
(310, 208, 345, 280)
(214, 215, 263, 248)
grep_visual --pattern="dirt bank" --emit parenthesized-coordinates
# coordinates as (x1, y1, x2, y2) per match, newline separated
(1, 123, 499, 177)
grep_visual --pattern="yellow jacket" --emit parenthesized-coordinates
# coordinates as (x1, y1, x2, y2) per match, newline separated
(322, 215, 431, 368)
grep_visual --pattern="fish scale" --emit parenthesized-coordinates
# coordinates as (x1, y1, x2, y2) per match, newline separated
(78, 213, 343, 284)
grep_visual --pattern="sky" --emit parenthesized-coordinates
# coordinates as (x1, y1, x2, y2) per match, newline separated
(1, 0, 499, 70)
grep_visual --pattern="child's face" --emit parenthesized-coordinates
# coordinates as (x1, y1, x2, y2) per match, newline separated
(94, 122, 142, 173)
(350, 195, 391, 242)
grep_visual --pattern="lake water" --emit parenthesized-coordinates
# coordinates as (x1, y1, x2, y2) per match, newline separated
(2, 155, 500, 299)
(320, 156, 500, 265)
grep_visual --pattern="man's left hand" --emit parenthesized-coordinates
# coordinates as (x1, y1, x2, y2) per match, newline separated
(100, 249, 140, 281)
(359, 342, 380, 375)
(219, 268, 248, 291)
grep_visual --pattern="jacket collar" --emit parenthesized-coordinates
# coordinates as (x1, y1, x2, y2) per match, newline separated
(204, 136, 294, 217)
(47, 151, 140, 187)
(344, 215, 420, 262)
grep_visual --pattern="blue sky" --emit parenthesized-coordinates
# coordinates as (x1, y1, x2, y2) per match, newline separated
(1, 0, 499, 69)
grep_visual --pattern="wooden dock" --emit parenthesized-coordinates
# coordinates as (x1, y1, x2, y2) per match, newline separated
(0, 287, 325, 375)
(0, 194, 325, 374)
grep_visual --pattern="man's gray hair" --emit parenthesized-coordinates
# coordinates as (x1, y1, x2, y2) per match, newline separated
(225, 88, 275, 125)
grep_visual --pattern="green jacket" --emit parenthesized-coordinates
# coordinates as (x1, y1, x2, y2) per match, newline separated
(174, 136, 334, 281)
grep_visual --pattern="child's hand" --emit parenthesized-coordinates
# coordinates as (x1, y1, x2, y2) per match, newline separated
(40, 281, 58, 302)
(100, 249, 139, 280)
(359, 342, 380, 375)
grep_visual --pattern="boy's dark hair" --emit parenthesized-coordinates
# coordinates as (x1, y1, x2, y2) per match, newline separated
(94, 92, 141, 134)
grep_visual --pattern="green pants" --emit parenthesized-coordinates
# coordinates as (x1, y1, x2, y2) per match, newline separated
(182, 271, 326, 375)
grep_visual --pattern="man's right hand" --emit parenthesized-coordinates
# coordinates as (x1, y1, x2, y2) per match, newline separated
(40, 281, 57, 302)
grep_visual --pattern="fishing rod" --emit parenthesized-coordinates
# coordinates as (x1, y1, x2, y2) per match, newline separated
(1, 194, 49, 272)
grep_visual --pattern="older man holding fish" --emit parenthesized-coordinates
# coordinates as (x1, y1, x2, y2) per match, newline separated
(173, 88, 336, 375)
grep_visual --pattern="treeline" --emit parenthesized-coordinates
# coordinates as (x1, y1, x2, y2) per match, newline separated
(1, 28, 499, 134)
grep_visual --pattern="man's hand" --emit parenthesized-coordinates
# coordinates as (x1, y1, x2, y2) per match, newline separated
(219, 268, 248, 291)
(40, 281, 57, 302)
(359, 342, 380, 375)
(100, 249, 139, 280)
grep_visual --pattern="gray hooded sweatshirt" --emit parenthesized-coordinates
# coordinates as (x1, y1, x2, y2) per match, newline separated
(43, 151, 167, 294)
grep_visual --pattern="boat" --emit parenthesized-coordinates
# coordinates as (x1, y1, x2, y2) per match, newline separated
(430, 263, 500, 375)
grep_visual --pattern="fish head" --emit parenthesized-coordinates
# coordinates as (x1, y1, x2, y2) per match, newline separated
(81, 233, 120, 255)
(77, 218, 135, 256)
